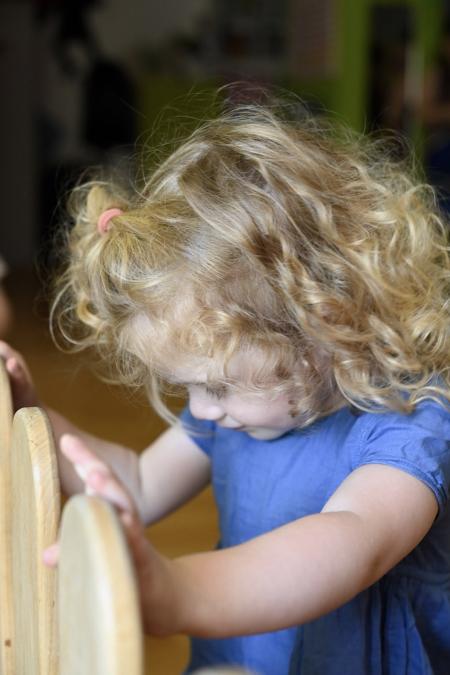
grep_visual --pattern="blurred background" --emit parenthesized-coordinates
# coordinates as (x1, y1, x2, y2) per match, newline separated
(1, 1, 450, 672)
(1, 0, 450, 277)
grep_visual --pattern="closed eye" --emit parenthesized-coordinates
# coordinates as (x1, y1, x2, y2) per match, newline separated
(204, 385, 227, 400)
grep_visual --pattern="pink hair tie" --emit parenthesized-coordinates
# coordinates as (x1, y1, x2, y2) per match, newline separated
(97, 207, 123, 234)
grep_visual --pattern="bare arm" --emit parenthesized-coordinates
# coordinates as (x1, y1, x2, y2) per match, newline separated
(137, 424, 211, 524)
(47, 409, 210, 525)
(48, 443, 438, 638)
(152, 464, 437, 637)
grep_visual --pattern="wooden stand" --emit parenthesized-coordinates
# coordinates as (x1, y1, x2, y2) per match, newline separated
(59, 496, 143, 675)
(11, 407, 60, 674)
(0, 357, 248, 675)
(0, 359, 13, 674)
(0, 360, 143, 674)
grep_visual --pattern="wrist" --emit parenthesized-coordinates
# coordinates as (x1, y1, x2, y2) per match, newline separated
(140, 551, 182, 637)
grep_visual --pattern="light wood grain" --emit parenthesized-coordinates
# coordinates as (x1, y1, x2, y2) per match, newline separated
(59, 495, 143, 675)
(0, 358, 12, 457)
(10, 407, 60, 675)
(0, 359, 13, 673)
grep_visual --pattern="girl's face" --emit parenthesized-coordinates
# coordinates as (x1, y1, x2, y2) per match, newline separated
(187, 383, 299, 440)
(171, 354, 302, 441)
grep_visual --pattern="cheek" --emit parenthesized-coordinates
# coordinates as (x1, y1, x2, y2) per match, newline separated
(226, 395, 293, 426)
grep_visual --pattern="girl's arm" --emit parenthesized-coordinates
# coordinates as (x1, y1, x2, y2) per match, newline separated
(49, 413, 211, 525)
(0, 341, 211, 525)
(48, 442, 438, 638)
(54, 423, 211, 525)
(166, 464, 437, 637)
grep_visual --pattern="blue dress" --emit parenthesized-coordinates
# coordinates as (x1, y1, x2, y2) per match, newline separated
(180, 400, 450, 675)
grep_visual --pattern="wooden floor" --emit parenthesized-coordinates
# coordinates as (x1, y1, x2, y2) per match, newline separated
(4, 269, 219, 674)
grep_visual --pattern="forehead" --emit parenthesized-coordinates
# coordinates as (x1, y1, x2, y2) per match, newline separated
(164, 351, 257, 385)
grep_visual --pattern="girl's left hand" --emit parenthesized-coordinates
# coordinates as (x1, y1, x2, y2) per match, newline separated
(43, 434, 176, 635)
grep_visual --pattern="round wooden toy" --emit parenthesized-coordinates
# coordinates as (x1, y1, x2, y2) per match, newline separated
(58, 495, 143, 675)
(10, 407, 60, 675)
(0, 357, 12, 453)
(0, 358, 13, 673)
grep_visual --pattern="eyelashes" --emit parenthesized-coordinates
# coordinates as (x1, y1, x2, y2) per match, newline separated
(204, 384, 228, 400)
(185, 382, 229, 400)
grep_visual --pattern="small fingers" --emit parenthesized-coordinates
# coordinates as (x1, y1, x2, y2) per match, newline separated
(61, 435, 139, 519)
(60, 434, 108, 476)
(119, 511, 154, 569)
(86, 470, 135, 515)
(0, 340, 16, 361)
(42, 542, 60, 567)
(0, 342, 26, 375)
(0, 342, 39, 408)
(5, 356, 27, 381)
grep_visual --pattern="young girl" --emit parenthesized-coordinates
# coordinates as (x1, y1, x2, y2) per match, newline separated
(2, 103, 450, 675)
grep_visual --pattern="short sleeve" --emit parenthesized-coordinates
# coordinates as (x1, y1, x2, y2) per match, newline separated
(354, 401, 450, 514)
(179, 406, 216, 457)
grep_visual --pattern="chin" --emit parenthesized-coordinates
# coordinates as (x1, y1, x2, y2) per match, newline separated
(245, 428, 288, 441)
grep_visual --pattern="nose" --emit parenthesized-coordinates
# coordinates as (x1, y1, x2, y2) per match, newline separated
(189, 389, 225, 422)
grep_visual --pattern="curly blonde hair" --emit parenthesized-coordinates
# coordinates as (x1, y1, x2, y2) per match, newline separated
(51, 104, 450, 427)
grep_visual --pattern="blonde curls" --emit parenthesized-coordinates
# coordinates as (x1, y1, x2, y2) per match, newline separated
(51, 102, 450, 427)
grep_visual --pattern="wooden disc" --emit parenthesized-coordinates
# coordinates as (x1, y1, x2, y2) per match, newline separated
(0, 357, 12, 452)
(11, 407, 60, 675)
(0, 359, 13, 673)
(58, 495, 143, 675)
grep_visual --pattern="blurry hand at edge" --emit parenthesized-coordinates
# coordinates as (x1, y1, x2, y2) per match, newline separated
(0, 340, 40, 410)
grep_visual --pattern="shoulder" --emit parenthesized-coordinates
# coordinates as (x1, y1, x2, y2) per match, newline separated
(179, 406, 217, 456)
(352, 398, 450, 513)
(357, 397, 450, 443)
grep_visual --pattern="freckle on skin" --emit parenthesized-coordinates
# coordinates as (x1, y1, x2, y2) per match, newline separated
(288, 398, 300, 418)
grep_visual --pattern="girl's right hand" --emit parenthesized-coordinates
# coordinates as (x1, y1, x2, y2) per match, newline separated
(0, 341, 41, 411)
(43, 434, 177, 636)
